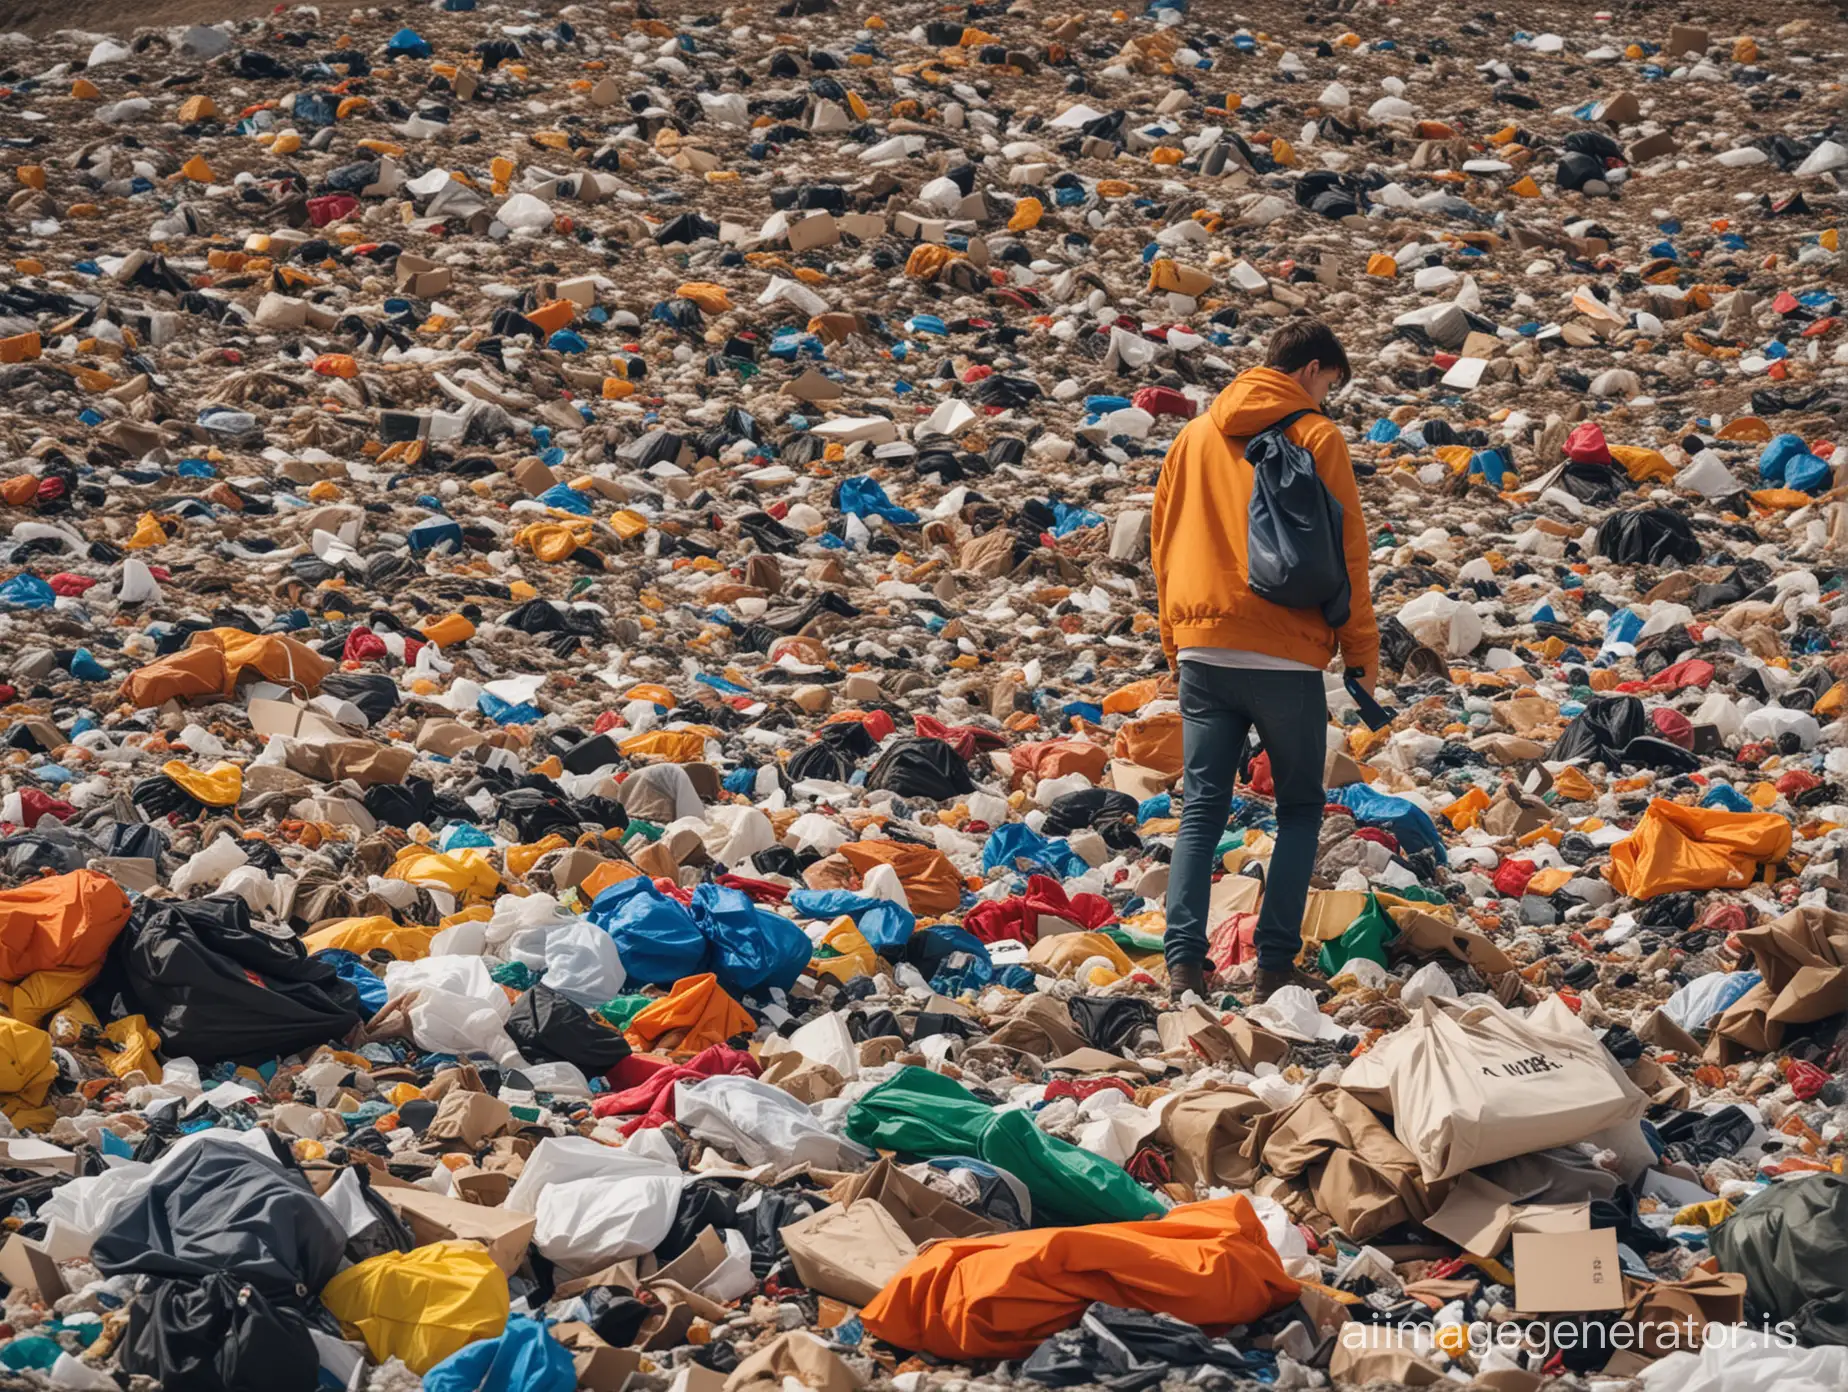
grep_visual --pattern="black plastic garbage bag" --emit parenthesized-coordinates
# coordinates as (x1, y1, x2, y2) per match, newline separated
(1558, 461, 1628, 504)
(93, 1137, 347, 1290)
(866, 737, 976, 799)
(115, 1273, 323, 1392)
(1711, 1172, 1848, 1344)
(1066, 996, 1158, 1053)
(1595, 507, 1701, 566)
(1658, 1104, 1756, 1167)
(106, 821, 168, 862)
(731, 1183, 825, 1278)
(364, 776, 437, 828)
(1751, 385, 1836, 416)
(93, 1140, 346, 1392)
(1042, 788, 1142, 851)
(318, 671, 399, 724)
(658, 1180, 741, 1264)
(505, 598, 606, 642)
(787, 741, 856, 783)
(0, 829, 91, 876)
(968, 375, 1041, 408)
(1555, 151, 1610, 191)
(499, 785, 585, 842)
(1022, 1303, 1256, 1390)
(106, 896, 361, 1063)
(815, 720, 879, 759)
(506, 984, 632, 1073)
(1293, 169, 1367, 218)
(1620, 736, 1701, 774)
(130, 772, 205, 821)
(1549, 696, 1645, 766)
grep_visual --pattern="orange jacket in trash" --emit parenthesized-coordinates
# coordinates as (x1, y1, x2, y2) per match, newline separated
(1151, 367, 1378, 684)
(860, 1194, 1298, 1359)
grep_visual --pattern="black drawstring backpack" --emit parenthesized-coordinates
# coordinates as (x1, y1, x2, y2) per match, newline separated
(1241, 407, 1352, 627)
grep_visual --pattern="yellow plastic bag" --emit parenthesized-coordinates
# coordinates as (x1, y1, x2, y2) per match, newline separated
(322, 1241, 509, 1373)
(386, 848, 501, 899)
(162, 760, 244, 806)
(811, 919, 879, 983)
(303, 916, 441, 961)
(0, 1017, 59, 1132)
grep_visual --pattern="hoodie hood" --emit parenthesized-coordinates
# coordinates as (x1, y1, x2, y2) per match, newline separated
(1208, 366, 1317, 438)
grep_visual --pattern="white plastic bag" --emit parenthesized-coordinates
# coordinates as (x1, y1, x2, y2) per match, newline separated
(673, 1076, 870, 1169)
(542, 920, 627, 1008)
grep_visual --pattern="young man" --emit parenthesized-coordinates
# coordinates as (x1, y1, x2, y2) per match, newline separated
(1150, 320, 1379, 1003)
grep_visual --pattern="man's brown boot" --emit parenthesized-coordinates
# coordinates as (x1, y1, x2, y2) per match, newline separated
(1169, 959, 1209, 1000)
(1253, 966, 1328, 1004)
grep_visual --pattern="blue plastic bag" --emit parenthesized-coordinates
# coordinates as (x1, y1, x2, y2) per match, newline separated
(980, 822, 1089, 879)
(0, 575, 54, 609)
(1758, 433, 1810, 482)
(387, 27, 432, 58)
(424, 1317, 574, 1392)
(1330, 784, 1446, 858)
(409, 517, 465, 553)
(690, 883, 811, 994)
(788, 889, 916, 953)
(587, 877, 711, 985)
(838, 476, 919, 525)
(315, 950, 390, 1015)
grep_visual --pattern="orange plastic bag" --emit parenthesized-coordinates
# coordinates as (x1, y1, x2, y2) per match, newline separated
(189, 628, 330, 697)
(1112, 712, 1185, 776)
(1010, 739, 1109, 783)
(624, 973, 753, 1053)
(119, 645, 228, 708)
(1606, 799, 1792, 900)
(836, 841, 964, 915)
(1102, 678, 1165, 716)
(618, 730, 708, 763)
(861, 1195, 1298, 1359)
(0, 870, 131, 982)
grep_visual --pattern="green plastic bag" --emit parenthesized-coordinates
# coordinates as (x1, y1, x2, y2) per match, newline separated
(844, 1066, 1161, 1226)
(595, 994, 653, 1030)
(1316, 885, 1445, 976)
(1317, 895, 1395, 976)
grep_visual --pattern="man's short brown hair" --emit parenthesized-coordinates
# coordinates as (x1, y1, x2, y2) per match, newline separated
(1264, 320, 1352, 387)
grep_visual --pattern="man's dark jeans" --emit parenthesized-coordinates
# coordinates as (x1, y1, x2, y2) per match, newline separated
(1164, 663, 1327, 976)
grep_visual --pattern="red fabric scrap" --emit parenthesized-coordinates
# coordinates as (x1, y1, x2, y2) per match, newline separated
(961, 873, 1115, 947)
(591, 1043, 759, 1131)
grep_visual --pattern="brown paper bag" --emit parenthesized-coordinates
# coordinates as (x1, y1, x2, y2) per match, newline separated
(423, 1090, 513, 1146)
(1393, 909, 1516, 975)
(985, 993, 1083, 1056)
(1706, 907, 1848, 1061)
(1156, 1086, 1270, 1188)
(780, 1201, 917, 1305)
(385, 1185, 536, 1274)
(828, 1157, 996, 1243)
(725, 1332, 861, 1392)
(759, 1050, 845, 1104)
(1251, 1084, 1443, 1240)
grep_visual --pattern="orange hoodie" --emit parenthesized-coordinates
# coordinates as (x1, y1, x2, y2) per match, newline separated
(1151, 367, 1378, 684)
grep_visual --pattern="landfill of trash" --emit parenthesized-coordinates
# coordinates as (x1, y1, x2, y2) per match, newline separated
(0, 0, 1847, 1389)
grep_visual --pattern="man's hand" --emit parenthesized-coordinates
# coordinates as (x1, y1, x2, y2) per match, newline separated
(1345, 666, 1375, 696)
